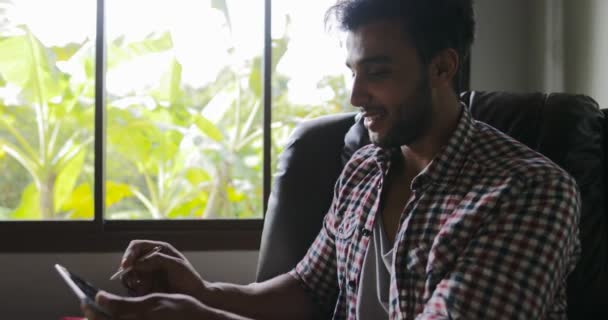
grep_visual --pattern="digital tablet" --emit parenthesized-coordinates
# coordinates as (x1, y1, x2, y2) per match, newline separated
(55, 264, 113, 318)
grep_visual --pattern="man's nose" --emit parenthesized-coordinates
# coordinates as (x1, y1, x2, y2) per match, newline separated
(350, 76, 370, 108)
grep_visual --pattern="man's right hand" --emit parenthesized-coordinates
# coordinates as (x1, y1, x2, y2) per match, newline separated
(117, 240, 320, 320)
(118, 240, 207, 298)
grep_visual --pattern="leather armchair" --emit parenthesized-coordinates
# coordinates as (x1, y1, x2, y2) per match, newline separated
(256, 91, 607, 318)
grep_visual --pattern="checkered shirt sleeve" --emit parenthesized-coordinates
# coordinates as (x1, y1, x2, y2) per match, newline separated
(416, 173, 581, 319)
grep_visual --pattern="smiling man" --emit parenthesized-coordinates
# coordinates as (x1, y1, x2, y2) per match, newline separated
(84, 1, 581, 319)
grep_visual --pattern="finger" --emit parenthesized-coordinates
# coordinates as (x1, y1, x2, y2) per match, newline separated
(96, 291, 150, 318)
(130, 251, 185, 273)
(121, 270, 155, 296)
(121, 240, 167, 269)
(96, 291, 178, 320)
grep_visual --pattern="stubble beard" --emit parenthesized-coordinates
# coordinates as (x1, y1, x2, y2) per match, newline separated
(372, 78, 433, 149)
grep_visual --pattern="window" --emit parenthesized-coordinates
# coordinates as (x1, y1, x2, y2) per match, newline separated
(0, 0, 351, 251)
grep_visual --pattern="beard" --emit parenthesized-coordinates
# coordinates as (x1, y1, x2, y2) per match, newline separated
(370, 75, 433, 149)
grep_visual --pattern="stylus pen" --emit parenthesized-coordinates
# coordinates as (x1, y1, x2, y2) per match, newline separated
(109, 246, 162, 281)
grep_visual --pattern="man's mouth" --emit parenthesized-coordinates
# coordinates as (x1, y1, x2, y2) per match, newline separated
(361, 108, 386, 130)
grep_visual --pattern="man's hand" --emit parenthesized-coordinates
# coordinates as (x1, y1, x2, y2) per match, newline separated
(118, 240, 207, 298)
(81, 291, 220, 320)
(110, 240, 318, 320)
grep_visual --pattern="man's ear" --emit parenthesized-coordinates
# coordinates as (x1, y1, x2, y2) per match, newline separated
(429, 48, 459, 88)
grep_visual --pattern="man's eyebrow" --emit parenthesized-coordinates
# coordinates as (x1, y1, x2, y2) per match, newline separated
(346, 55, 392, 69)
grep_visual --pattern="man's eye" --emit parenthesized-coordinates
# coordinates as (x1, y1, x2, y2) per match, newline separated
(368, 69, 390, 77)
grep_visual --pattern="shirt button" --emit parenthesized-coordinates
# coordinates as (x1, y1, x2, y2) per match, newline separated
(360, 228, 372, 237)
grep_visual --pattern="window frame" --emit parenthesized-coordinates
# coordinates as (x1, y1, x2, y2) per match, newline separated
(0, 0, 271, 252)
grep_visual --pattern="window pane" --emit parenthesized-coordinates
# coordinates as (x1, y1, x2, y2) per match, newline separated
(271, 0, 352, 169)
(0, 0, 96, 221)
(105, 0, 264, 220)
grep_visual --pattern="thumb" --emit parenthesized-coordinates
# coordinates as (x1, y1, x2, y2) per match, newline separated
(96, 290, 118, 306)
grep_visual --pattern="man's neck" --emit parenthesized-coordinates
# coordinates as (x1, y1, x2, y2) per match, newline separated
(398, 96, 462, 175)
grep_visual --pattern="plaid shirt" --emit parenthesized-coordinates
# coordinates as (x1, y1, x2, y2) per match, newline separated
(289, 106, 581, 319)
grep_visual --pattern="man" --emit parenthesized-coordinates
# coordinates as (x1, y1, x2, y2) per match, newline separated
(84, 0, 580, 319)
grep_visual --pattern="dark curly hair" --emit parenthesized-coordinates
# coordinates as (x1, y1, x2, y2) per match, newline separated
(326, 0, 475, 66)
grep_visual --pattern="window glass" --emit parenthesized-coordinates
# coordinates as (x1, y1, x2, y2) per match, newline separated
(0, 0, 351, 222)
(105, 0, 264, 219)
(0, 0, 96, 220)
(270, 0, 352, 169)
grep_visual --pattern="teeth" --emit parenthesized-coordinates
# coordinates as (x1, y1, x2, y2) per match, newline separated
(362, 109, 384, 123)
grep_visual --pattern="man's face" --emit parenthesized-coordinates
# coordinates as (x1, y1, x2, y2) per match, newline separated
(346, 20, 433, 148)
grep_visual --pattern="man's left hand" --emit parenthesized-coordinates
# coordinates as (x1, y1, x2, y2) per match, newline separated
(81, 291, 214, 320)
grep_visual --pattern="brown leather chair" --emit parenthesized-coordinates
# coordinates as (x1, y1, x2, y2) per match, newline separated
(256, 91, 607, 318)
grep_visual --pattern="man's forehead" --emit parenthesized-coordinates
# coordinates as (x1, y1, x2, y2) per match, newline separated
(345, 21, 410, 66)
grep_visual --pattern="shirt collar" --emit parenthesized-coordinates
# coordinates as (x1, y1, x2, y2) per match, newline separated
(373, 103, 475, 190)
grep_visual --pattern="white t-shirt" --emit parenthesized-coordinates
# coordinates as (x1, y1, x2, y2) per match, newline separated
(356, 214, 394, 319)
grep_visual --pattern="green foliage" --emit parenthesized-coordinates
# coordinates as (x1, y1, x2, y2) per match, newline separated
(0, 3, 351, 221)
(0, 30, 64, 101)
(106, 181, 133, 207)
(0, 24, 94, 220)
(193, 115, 223, 142)
(108, 32, 174, 69)
(54, 149, 86, 212)
(11, 183, 40, 220)
(61, 183, 93, 219)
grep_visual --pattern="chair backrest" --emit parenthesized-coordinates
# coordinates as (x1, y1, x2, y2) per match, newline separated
(461, 91, 607, 318)
(257, 113, 356, 281)
(256, 91, 608, 318)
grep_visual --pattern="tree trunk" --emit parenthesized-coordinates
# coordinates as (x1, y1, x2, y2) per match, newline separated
(202, 165, 229, 219)
(40, 174, 55, 219)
